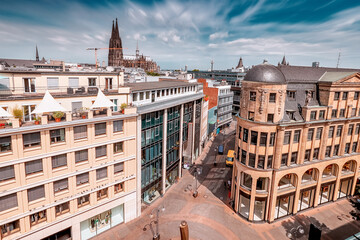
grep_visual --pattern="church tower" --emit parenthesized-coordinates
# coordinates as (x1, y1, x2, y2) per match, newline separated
(108, 18, 123, 66)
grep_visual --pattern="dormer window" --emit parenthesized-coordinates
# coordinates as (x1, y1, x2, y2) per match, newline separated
(287, 91, 296, 100)
(286, 110, 296, 120)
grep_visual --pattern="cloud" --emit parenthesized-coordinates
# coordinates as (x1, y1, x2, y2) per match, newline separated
(133, 33, 146, 41)
(209, 32, 228, 40)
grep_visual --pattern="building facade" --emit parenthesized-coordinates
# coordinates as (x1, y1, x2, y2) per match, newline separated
(231, 62, 360, 223)
(0, 70, 139, 240)
(126, 81, 208, 206)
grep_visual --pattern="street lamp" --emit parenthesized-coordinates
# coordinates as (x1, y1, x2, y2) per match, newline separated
(143, 205, 165, 240)
(193, 167, 202, 198)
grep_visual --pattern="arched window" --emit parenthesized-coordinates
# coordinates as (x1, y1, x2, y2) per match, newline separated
(322, 164, 338, 178)
(301, 168, 318, 184)
(278, 174, 297, 190)
(342, 160, 356, 175)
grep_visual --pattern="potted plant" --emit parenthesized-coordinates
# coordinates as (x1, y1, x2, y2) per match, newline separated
(34, 116, 41, 125)
(12, 106, 23, 125)
(52, 111, 64, 122)
(0, 123, 5, 129)
(120, 103, 127, 114)
(79, 107, 88, 119)
(204, 95, 209, 101)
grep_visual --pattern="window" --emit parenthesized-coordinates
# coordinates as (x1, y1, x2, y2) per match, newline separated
(24, 78, 35, 93)
(290, 152, 297, 164)
(23, 132, 41, 148)
(269, 133, 276, 146)
(334, 92, 340, 100)
(339, 109, 345, 118)
(0, 166, 15, 182)
(269, 93, 276, 103)
(238, 126, 242, 140)
(55, 202, 69, 216)
(52, 154, 67, 169)
(97, 188, 108, 200)
(95, 123, 106, 136)
(114, 162, 124, 174)
(68, 77, 79, 88)
(78, 194, 90, 208)
(267, 114, 274, 123)
(249, 91, 256, 101)
(352, 142, 358, 153)
(241, 150, 247, 164)
(307, 128, 314, 141)
(47, 77, 59, 90)
(0, 194, 18, 212)
(355, 92, 360, 100)
(114, 142, 123, 154)
(28, 185, 45, 202)
(50, 128, 65, 144)
(114, 183, 124, 193)
(267, 156, 273, 168)
(75, 149, 88, 163)
(258, 155, 265, 169)
(248, 111, 254, 121)
(342, 92, 348, 100)
(54, 178, 68, 193)
(281, 154, 288, 166)
(348, 124, 354, 136)
(0, 220, 20, 237)
(325, 146, 332, 158)
(0, 136, 11, 152)
(313, 148, 319, 160)
(113, 120, 123, 132)
(25, 159, 43, 175)
(333, 144, 339, 156)
(310, 111, 316, 120)
(293, 130, 300, 143)
(96, 145, 107, 158)
(76, 173, 89, 186)
(304, 150, 310, 162)
(328, 126, 335, 138)
(319, 110, 325, 119)
(316, 127, 323, 140)
(260, 133, 267, 146)
(352, 108, 356, 117)
(345, 143, 350, 154)
(250, 131, 258, 145)
(286, 111, 296, 121)
(133, 93, 138, 101)
(248, 153, 255, 168)
(284, 131, 291, 145)
(356, 124, 360, 135)
(88, 78, 96, 86)
(23, 104, 36, 121)
(336, 125, 343, 137)
(96, 167, 107, 180)
(140, 92, 144, 100)
(243, 129, 248, 143)
(146, 91, 150, 99)
(74, 125, 87, 140)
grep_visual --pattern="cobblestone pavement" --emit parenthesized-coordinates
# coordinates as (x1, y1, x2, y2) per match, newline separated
(94, 121, 360, 240)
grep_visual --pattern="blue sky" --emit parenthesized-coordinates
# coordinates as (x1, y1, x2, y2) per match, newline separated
(1, 0, 360, 70)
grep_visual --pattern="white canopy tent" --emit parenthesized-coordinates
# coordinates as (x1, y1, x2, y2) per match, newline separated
(90, 88, 115, 109)
(0, 107, 12, 118)
(31, 90, 67, 114)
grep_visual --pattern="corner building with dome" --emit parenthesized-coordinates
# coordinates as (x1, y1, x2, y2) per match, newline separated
(231, 61, 360, 222)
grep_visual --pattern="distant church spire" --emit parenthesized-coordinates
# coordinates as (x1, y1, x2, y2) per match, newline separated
(111, 20, 115, 39)
(108, 18, 123, 66)
(115, 18, 119, 37)
(281, 55, 287, 65)
(36, 45, 39, 61)
(236, 57, 243, 69)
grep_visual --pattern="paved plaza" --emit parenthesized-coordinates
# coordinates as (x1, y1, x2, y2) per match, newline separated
(94, 122, 360, 240)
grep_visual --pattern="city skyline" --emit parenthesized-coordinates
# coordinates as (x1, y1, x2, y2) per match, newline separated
(1, 0, 360, 70)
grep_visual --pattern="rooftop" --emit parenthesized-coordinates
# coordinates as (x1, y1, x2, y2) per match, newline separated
(125, 80, 199, 92)
(319, 72, 358, 82)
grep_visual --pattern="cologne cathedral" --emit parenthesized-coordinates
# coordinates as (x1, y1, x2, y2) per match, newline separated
(108, 19, 158, 72)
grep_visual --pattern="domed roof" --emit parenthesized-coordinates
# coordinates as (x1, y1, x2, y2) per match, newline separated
(244, 63, 286, 84)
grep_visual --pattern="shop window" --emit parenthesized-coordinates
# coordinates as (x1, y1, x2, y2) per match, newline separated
(52, 154, 67, 169)
(97, 188, 108, 200)
(96, 145, 107, 158)
(75, 149, 88, 163)
(275, 193, 295, 219)
(95, 123, 106, 136)
(55, 202, 69, 216)
(338, 178, 353, 199)
(76, 173, 89, 186)
(253, 197, 267, 222)
(0, 193, 18, 212)
(283, 131, 291, 145)
(0, 165, 15, 182)
(0, 220, 20, 238)
(318, 182, 335, 205)
(50, 128, 65, 144)
(74, 125, 87, 140)
(78, 194, 90, 208)
(0, 136, 11, 152)
(23, 132, 41, 148)
(239, 191, 250, 219)
(30, 210, 46, 226)
(28, 185, 45, 202)
(54, 178, 68, 193)
(298, 187, 316, 212)
(293, 130, 300, 143)
(114, 183, 124, 194)
(89, 210, 112, 232)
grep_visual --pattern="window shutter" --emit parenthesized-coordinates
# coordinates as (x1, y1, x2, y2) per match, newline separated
(28, 185, 45, 202)
(76, 173, 89, 185)
(72, 101, 82, 113)
(25, 159, 43, 174)
(96, 145, 107, 158)
(113, 120, 123, 132)
(52, 154, 67, 168)
(54, 179, 68, 192)
(75, 149, 88, 163)
(95, 123, 106, 135)
(96, 167, 107, 180)
(114, 162, 124, 173)
(23, 132, 41, 146)
(68, 77, 79, 88)
(74, 125, 87, 140)
(0, 193, 18, 212)
(47, 77, 59, 89)
(0, 165, 15, 181)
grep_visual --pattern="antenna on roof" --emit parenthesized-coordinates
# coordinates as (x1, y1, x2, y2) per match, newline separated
(336, 50, 341, 68)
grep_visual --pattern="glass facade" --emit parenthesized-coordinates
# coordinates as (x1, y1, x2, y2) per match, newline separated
(338, 177, 353, 199)
(318, 181, 335, 205)
(298, 187, 316, 212)
(274, 193, 295, 219)
(238, 191, 251, 219)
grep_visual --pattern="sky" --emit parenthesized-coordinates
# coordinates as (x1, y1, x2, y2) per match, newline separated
(1, 0, 360, 70)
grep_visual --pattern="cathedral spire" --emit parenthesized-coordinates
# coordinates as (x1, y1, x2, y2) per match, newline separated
(36, 45, 39, 61)
(115, 18, 119, 38)
(111, 20, 115, 39)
